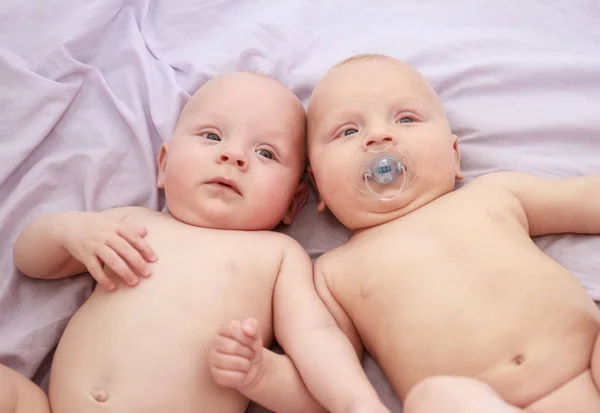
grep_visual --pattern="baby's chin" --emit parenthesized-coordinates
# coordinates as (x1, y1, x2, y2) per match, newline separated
(329, 191, 439, 231)
(334, 210, 396, 233)
(169, 208, 281, 231)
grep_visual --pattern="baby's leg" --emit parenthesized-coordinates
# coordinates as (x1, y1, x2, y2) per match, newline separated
(0, 364, 50, 413)
(403, 376, 525, 413)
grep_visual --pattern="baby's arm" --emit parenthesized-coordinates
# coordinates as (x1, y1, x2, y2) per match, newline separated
(273, 240, 387, 413)
(210, 319, 326, 413)
(13, 207, 156, 290)
(475, 172, 600, 236)
(0, 364, 50, 413)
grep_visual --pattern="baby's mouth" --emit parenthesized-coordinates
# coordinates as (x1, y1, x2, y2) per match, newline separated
(205, 177, 242, 195)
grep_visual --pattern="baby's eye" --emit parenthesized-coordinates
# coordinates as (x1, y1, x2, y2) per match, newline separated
(342, 128, 358, 137)
(256, 149, 273, 159)
(204, 132, 221, 141)
(396, 116, 415, 124)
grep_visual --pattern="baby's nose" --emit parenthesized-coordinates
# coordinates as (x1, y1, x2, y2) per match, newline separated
(218, 149, 248, 170)
(364, 133, 394, 148)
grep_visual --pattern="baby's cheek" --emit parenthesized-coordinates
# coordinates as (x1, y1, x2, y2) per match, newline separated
(321, 176, 350, 203)
(165, 177, 189, 206)
(255, 179, 293, 211)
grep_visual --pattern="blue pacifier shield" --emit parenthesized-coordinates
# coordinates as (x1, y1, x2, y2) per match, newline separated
(365, 155, 403, 185)
(361, 154, 409, 200)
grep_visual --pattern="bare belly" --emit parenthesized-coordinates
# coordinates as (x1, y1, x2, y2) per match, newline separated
(341, 245, 600, 407)
(366, 282, 600, 407)
(48, 289, 251, 413)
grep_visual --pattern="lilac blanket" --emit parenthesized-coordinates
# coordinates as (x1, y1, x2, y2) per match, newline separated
(1, 1, 599, 412)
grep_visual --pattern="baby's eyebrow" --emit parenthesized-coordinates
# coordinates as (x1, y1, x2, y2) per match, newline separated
(185, 113, 226, 133)
(321, 109, 359, 128)
(193, 111, 228, 124)
(326, 108, 358, 120)
(392, 95, 431, 108)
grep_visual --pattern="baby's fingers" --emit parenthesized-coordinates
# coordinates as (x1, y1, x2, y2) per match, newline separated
(85, 257, 115, 291)
(107, 236, 151, 278)
(219, 321, 254, 346)
(117, 226, 157, 263)
(210, 367, 247, 388)
(241, 319, 260, 339)
(97, 246, 139, 287)
(241, 319, 263, 354)
(210, 352, 252, 373)
(213, 334, 254, 360)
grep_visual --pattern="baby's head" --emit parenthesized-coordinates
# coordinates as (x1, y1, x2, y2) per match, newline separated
(158, 72, 308, 230)
(307, 54, 463, 231)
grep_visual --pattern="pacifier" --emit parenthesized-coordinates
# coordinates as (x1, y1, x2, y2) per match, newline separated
(356, 147, 416, 201)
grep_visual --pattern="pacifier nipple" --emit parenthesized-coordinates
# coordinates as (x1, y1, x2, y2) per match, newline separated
(361, 154, 408, 200)
(364, 155, 403, 185)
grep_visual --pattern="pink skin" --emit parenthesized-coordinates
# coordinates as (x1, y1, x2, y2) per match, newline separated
(157, 72, 308, 231)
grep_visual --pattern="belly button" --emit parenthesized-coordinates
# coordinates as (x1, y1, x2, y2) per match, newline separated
(511, 354, 525, 366)
(91, 390, 109, 403)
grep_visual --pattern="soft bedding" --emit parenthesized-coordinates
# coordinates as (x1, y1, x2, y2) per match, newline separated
(1, 1, 599, 412)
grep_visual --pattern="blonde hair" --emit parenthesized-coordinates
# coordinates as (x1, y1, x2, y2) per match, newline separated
(330, 53, 395, 70)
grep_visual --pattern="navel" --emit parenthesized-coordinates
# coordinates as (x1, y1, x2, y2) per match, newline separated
(91, 389, 109, 403)
(511, 354, 526, 366)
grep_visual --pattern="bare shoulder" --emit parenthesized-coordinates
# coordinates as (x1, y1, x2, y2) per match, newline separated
(461, 172, 534, 226)
(263, 232, 313, 284)
(461, 172, 534, 204)
(260, 231, 309, 257)
(458, 171, 600, 236)
(219, 231, 309, 268)
(313, 242, 349, 278)
(468, 171, 538, 189)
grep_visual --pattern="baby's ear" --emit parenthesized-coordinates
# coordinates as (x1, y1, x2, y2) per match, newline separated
(452, 134, 464, 180)
(307, 166, 326, 212)
(281, 181, 309, 225)
(157, 142, 169, 188)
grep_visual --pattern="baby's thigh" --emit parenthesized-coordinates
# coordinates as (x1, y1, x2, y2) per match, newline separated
(403, 376, 524, 413)
(0, 364, 50, 413)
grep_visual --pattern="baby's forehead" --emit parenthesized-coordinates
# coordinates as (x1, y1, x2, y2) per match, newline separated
(328, 61, 431, 95)
(309, 60, 442, 118)
(184, 78, 303, 120)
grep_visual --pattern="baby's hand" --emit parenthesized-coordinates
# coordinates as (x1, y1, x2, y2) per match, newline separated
(61, 212, 157, 290)
(209, 319, 265, 391)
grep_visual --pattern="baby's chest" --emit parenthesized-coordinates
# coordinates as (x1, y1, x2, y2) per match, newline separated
(148, 245, 277, 294)
(125, 232, 277, 309)
(331, 225, 539, 305)
(115, 250, 276, 341)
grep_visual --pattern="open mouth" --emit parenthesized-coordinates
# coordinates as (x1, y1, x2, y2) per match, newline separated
(205, 177, 241, 195)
